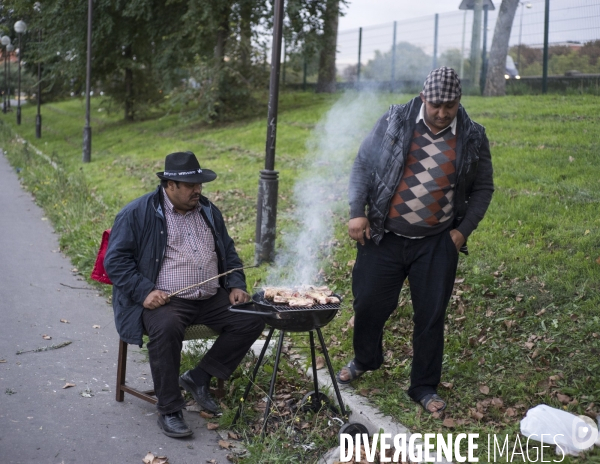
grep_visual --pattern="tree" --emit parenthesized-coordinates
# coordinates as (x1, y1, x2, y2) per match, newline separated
(361, 41, 431, 85)
(316, 0, 340, 93)
(483, 0, 519, 96)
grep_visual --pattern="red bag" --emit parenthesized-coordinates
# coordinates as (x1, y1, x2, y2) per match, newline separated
(90, 229, 113, 285)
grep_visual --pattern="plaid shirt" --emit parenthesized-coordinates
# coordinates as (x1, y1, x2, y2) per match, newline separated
(155, 189, 219, 299)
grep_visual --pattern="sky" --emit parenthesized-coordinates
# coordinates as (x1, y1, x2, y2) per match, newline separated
(338, 0, 463, 32)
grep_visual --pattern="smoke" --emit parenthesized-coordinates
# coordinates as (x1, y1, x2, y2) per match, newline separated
(266, 90, 386, 286)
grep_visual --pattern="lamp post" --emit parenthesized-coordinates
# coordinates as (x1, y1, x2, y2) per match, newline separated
(255, 0, 284, 264)
(1, 36, 10, 114)
(82, 0, 93, 163)
(34, 2, 42, 138)
(36, 29, 42, 138)
(6, 43, 13, 110)
(14, 20, 27, 125)
(516, 2, 532, 70)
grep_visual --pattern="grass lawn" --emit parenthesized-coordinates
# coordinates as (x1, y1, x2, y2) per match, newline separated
(1, 91, 599, 463)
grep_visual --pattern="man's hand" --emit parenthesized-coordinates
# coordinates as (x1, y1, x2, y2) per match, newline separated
(143, 290, 170, 310)
(348, 217, 371, 245)
(229, 288, 250, 305)
(449, 229, 465, 252)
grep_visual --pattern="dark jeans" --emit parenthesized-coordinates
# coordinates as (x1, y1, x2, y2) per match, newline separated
(352, 230, 458, 402)
(142, 288, 265, 415)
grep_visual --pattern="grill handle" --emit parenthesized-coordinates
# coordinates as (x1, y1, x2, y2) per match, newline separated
(229, 301, 274, 317)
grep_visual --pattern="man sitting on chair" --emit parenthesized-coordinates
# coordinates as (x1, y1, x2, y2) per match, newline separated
(104, 151, 265, 438)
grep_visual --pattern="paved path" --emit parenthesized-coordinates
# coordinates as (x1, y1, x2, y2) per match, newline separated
(0, 150, 231, 464)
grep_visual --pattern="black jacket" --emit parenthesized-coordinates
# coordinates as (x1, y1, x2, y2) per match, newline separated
(349, 96, 494, 247)
(104, 186, 246, 346)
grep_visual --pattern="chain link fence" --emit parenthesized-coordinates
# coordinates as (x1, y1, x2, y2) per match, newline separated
(333, 0, 600, 92)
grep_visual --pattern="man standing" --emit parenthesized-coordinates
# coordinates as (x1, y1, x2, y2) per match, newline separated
(338, 68, 494, 414)
(104, 151, 264, 437)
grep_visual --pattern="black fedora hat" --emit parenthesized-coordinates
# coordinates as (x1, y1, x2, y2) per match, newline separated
(156, 151, 217, 184)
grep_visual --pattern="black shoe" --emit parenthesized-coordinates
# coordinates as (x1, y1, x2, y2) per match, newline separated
(179, 370, 221, 414)
(157, 410, 193, 438)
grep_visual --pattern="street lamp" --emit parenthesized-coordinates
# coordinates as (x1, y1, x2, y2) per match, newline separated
(83, 0, 93, 163)
(1, 36, 10, 114)
(517, 2, 532, 71)
(36, 30, 42, 138)
(6, 43, 14, 110)
(14, 20, 27, 125)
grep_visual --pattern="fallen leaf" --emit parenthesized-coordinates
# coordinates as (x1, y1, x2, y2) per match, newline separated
(584, 229, 590, 236)
(200, 411, 214, 419)
(315, 356, 325, 370)
(568, 156, 574, 162)
(515, 294, 524, 302)
(92, 325, 101, 329)
(359, 389, 369, 396)
(524, 342, 535, 350)
(478, 357, 485, 366)
(531, 349, 540, 359)
(0, 359, 6, 363)
(60, 319, 69, 324)
(143, 452, 169, 464)
(441, 382, 454, 390)
(556, 393, 571, 404)
(471, 410, 484, 420)
(491, 397, 504, 408)
(207, 422, 219, 430)
(42, 335, 52, 340)
(535, 309, 546, 316)
(504, 320, 515, 329)
(596, 256, 600, 265)
(207, 460, 217, 464)
(347, 316, 355, 328)
(506, 408, 516, 417)
(62, 383, 76, 389)
(442, 418, 455, 428)
(479, 385, 490, 395)
(218, 440, 233, 449)
(228, 431, 239, 440)
(347, 260, 356, 267)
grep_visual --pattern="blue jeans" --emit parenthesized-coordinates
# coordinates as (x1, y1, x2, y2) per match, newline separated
(351, 229, 459, 402)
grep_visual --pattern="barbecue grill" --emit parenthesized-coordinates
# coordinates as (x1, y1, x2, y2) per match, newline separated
(230, 290, 353, 435)
(231, 290, 340, 331)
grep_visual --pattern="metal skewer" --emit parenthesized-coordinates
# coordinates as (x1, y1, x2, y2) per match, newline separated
(167, 265, 258, 298)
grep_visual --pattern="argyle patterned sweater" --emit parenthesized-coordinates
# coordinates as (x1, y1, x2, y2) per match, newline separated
(384, 120, 457, 237)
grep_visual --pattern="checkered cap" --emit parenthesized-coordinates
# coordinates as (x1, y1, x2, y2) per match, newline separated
(422, 67, 462, 104)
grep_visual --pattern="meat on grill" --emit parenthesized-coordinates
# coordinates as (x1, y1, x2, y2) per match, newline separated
(263, 285, 339, 307)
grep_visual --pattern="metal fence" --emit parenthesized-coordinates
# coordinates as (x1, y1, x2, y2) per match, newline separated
(335, 0, 600, 87)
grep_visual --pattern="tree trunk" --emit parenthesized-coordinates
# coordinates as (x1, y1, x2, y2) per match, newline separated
(239, 0, 252, 71)
(316, 0, 339, 93)
(483, 0, 520, 96)
(469, 0, 483, 91)
(124, 66, 134, 121)
(214, 3, 232, 62)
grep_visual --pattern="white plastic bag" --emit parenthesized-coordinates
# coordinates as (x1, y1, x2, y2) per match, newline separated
(520, 404, 599, 456)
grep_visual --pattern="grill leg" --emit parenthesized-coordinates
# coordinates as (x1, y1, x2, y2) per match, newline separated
(309, 331, 320, 398)
(316, 328, 348, 418)
(232, 327, 275, 426)
(262, 330, 285, 437)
